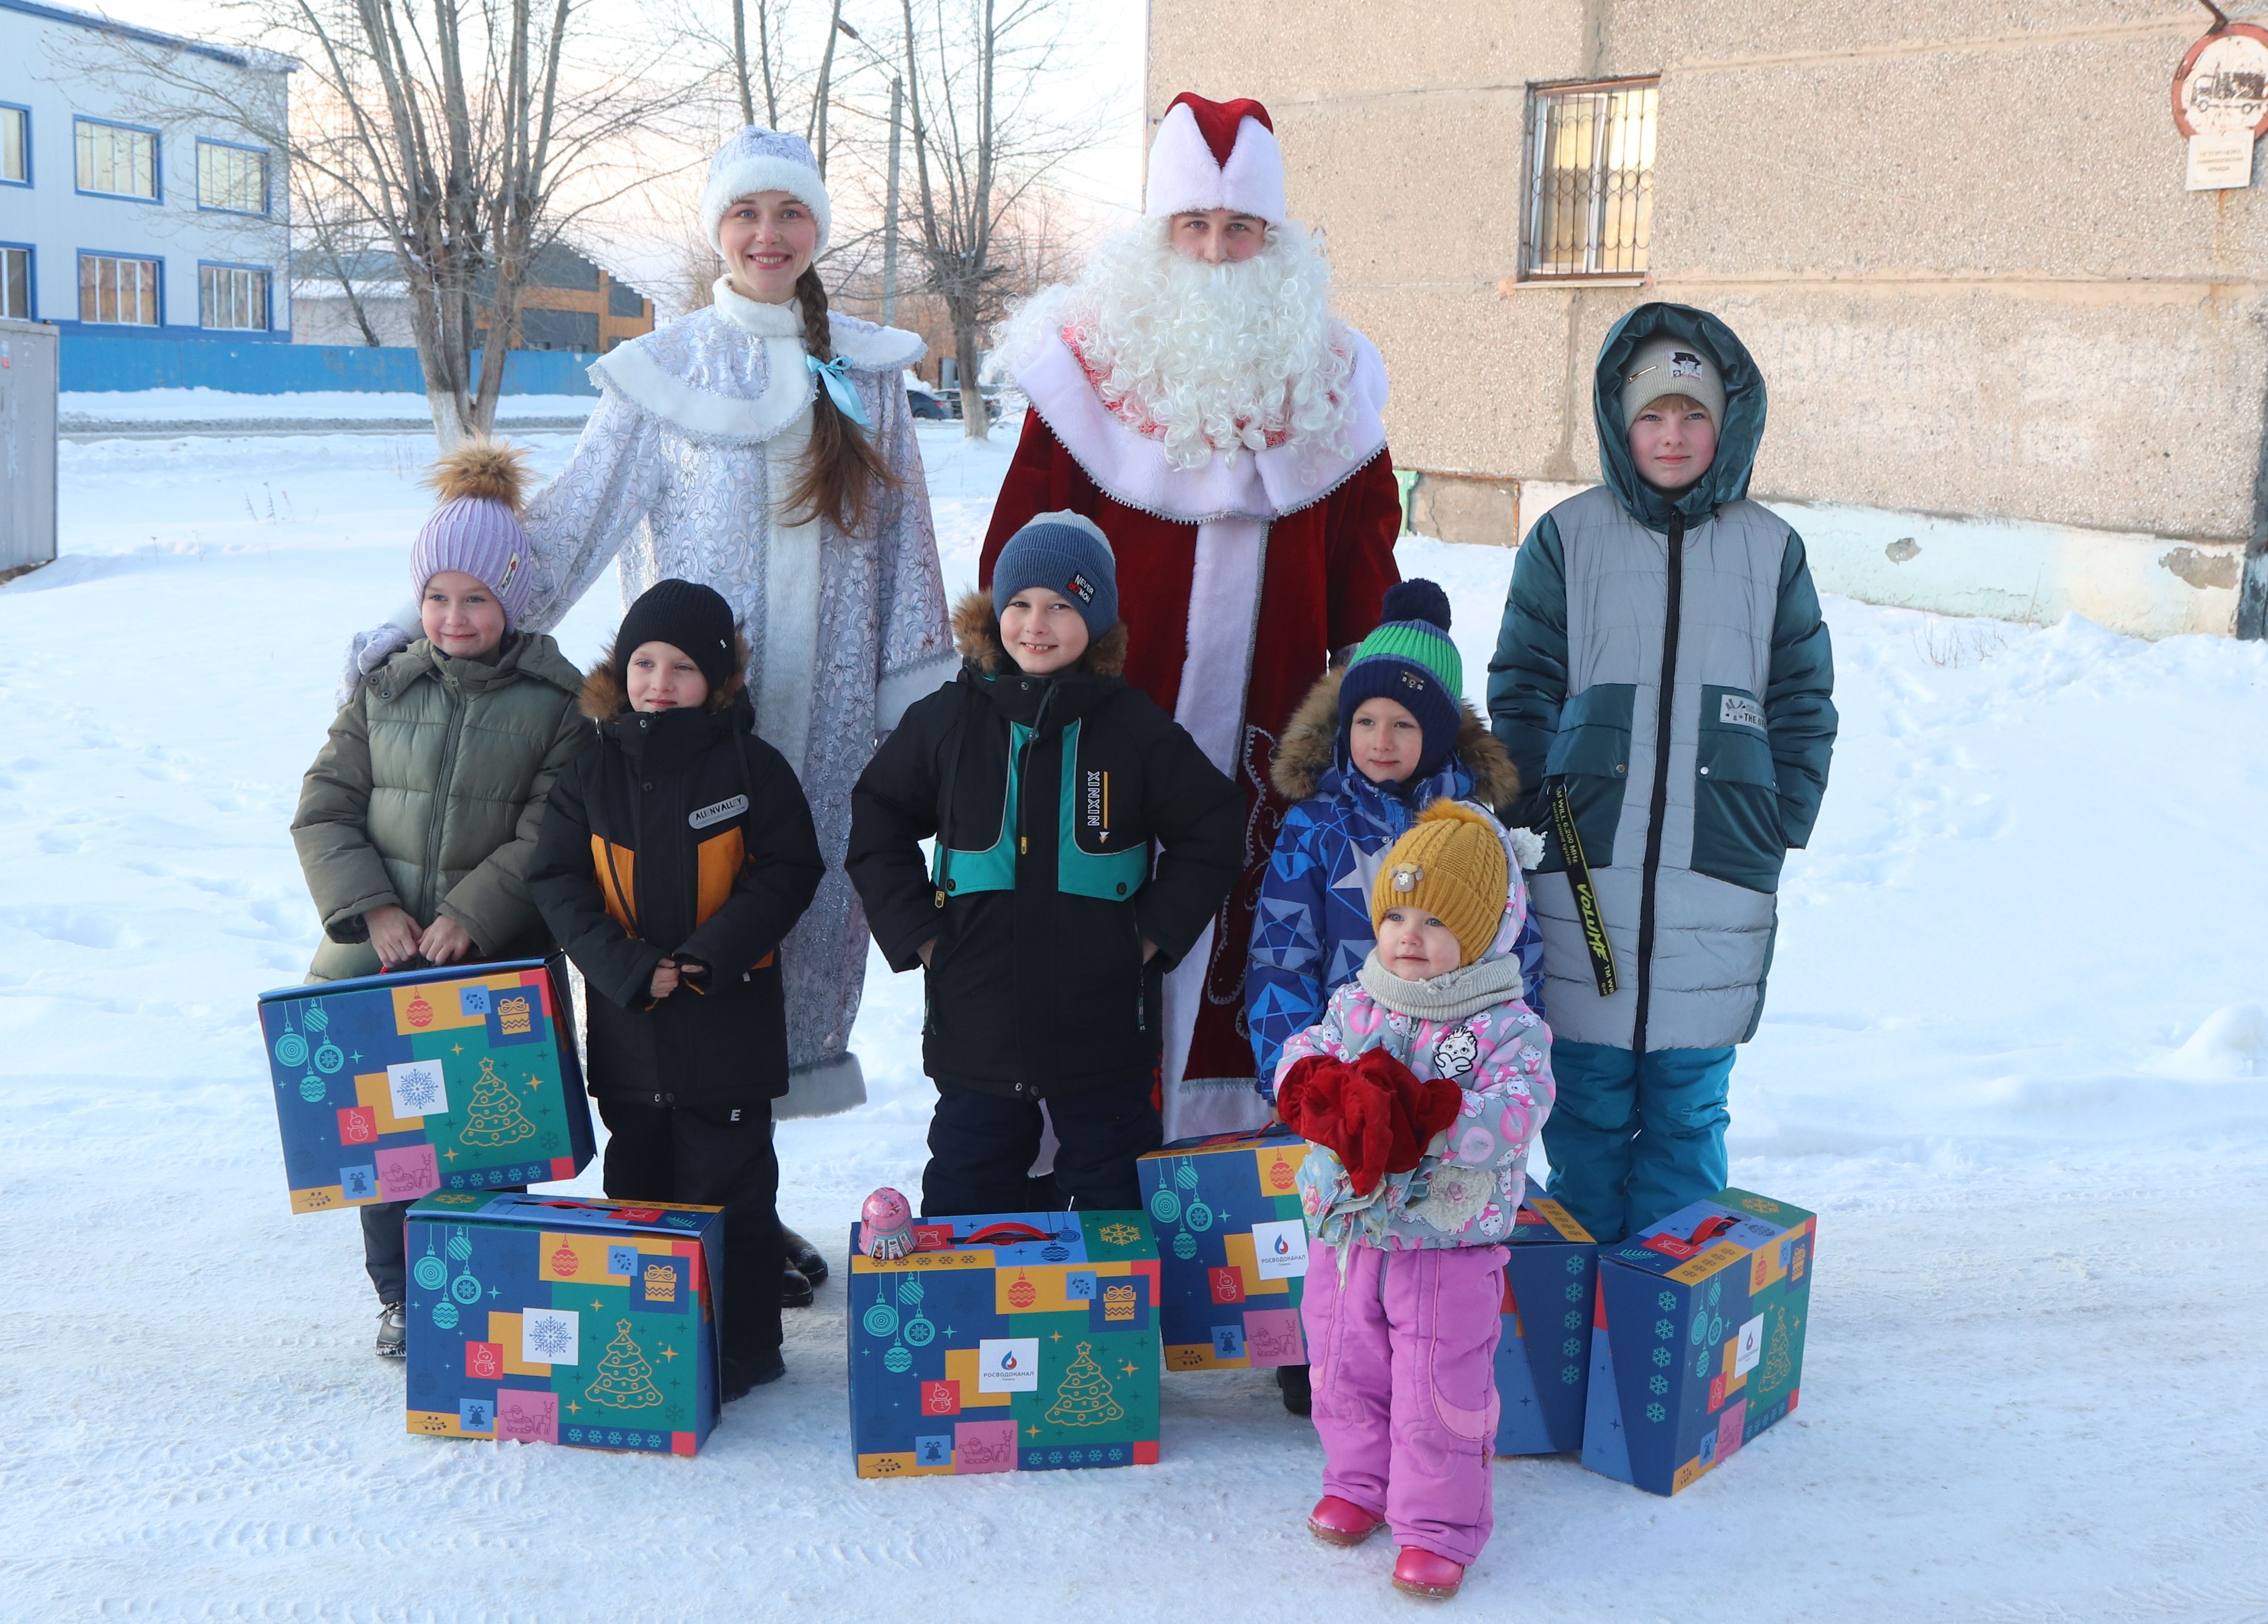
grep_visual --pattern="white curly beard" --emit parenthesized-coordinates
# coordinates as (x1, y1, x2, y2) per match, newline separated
(992, 218, 1356, 471)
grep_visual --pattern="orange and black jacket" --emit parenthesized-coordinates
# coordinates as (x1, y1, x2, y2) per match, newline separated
(529, 674, 823, 1108)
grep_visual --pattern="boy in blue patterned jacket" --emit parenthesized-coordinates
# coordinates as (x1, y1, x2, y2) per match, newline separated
(1246, 580, 1542, 1416)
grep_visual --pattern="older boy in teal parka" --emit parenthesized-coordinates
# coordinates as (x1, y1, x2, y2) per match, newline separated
(1486, 303, 1836, 1243)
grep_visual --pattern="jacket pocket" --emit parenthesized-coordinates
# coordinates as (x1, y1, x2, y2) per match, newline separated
(1692, 685, 1784, 893)
(1537, 683, 1634, 872)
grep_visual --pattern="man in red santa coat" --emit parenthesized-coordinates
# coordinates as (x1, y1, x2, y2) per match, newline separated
(984, 92, 1403, 1142)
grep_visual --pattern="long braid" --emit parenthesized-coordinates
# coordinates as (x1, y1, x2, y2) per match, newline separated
(784, 267, 897, 534)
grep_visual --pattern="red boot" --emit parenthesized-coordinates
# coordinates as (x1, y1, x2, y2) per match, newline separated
(1307, 1495, 1385, 1546)
(1391, 1548, 1465, 1599)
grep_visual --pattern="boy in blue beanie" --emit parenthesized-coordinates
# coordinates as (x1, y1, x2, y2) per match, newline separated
(1246, 580, 1543, 1415)
(849, 512, 1244, 1215)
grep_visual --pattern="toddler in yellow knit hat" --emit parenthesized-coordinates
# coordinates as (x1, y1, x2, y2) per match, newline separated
(1271, 798, 1554, 1599)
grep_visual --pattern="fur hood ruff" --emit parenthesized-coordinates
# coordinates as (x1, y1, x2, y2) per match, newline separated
(579, 631, 753, 722)
(1270, 664, 1518, 807)
(950, 589, 1129, 679)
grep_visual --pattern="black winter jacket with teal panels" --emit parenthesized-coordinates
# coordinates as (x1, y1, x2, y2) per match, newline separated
(1486, 303, 1837, 1052)
(847, 595, 1243, 1100)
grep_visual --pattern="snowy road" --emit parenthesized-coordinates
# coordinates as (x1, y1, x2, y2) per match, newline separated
(2, 417, 2264, 1621)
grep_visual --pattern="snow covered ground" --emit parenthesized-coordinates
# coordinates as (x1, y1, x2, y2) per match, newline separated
(4, 414, 2265, 1621)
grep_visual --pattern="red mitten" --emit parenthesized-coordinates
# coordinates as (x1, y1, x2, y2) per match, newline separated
(1340, 1049, 1463, 1179)
(1278, 1054, 1398, 1195)
(1352, 1047, 1464, 1172)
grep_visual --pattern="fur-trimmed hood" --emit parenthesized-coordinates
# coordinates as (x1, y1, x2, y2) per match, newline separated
(1270, 664, 1518, 807)
(579, 631, 753, 722)
(950, 589, 1129, 679)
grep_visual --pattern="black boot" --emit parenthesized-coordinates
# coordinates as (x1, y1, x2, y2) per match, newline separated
(781, 1262, 815, 1308)
(779, 1225, 828, 1286)
(1277, 1363, 1312, 1416)
(721, 1350, 786, 1401)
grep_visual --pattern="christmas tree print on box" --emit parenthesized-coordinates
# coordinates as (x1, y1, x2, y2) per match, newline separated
(846, 1210, 1162, 1479)
(257, 958, 595, 1215)
(1136, 1126, 1312, 1372)
(1581, 1188, 1816, 1496)
(1494, 1196, 1600, 1457)
(402, 1191, 725, 1456)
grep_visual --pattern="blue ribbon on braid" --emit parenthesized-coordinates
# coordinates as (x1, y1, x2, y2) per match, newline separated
(806, 352, 871, 430)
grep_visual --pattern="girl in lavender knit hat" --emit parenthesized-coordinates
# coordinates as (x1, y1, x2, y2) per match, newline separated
(292, 439, 592, 1358)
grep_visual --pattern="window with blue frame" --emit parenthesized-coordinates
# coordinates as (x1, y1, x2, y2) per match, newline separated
(200, 263, 268, 330)
(81, 253, 160, 324)
(1, 245, 29, 319)
(1, 105, 27, 185)
(198, 140, 266, 214)
(75, 118, 158, 200)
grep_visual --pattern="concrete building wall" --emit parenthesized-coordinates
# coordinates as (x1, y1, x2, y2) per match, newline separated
(1146, 2, 2267, 637)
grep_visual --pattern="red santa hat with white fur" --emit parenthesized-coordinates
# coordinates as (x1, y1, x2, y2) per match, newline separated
(1143, 92, 1287, 223)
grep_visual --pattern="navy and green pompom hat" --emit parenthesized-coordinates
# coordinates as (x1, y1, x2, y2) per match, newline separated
(1338, 579, 1464, 783)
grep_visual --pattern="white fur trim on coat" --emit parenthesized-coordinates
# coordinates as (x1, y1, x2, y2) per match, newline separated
(1144, 100, 1287, 223)
(776, 1050, 867, 1119)
(1011, 324, 1390, 522)
(589, 301, 925, 444)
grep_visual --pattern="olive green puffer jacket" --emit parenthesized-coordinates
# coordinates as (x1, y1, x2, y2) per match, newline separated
(293, 632, 591, 982)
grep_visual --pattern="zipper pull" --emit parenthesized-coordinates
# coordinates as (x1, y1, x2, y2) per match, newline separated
(934, 888, 946, 909)
(1018, 835, 1028, 855)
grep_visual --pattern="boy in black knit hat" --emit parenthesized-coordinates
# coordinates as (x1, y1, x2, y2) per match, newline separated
(529, 579, 826, 1398)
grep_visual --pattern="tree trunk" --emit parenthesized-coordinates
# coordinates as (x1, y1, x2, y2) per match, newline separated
(953, 303, 988, 440)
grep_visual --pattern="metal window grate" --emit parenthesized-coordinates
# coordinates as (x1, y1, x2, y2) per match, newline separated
(81, 254, 159, 324)
(1, 246, 27, 319)
(199, 142, 266, 213)
(201, 264, 268, 330)
(1525, 80, 1657, 278)
(76, 120, 157, 199)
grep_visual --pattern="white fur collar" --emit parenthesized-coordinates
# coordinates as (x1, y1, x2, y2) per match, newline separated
(1010, 324, 1390, 522)
(591, 295, 927, 444)
(711, 277, 806, 337)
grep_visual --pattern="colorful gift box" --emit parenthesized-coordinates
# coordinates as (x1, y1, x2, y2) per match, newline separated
(846, 1210, 1162, 1479)
(402, 1191, 724, 1455)
(1138, 1126, 1312, 1372)
(1494, 1195, 1598, 1456)
(1582, 1188, 1816, 1495)
(256, 958, 596, 1213)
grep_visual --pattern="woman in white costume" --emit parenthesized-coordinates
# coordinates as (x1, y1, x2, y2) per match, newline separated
(351, 130, 954, 1284)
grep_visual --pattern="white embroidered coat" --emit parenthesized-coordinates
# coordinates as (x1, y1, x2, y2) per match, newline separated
(516, 282, 955, 1117)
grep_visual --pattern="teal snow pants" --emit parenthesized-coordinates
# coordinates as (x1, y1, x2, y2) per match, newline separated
(1542, 1041, 1735, 1244)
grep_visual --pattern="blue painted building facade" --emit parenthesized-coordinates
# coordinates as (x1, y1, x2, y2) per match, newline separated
(0, 0, 291, 342)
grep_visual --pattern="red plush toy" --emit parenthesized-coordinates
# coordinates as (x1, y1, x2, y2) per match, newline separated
(1277, 1048, 1463, 1195)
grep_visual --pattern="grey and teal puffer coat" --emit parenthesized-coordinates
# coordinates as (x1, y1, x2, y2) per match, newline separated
(1485, 303, 1837, 1052)
(293, 633, 590, 981)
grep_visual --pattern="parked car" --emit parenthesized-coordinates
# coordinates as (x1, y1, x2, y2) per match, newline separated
(904, 371, 950, 420)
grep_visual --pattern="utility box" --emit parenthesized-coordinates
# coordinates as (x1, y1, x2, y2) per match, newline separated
(0, 318, 58, 575)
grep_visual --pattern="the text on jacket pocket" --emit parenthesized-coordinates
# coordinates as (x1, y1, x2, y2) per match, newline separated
(688, 794, 750, 829)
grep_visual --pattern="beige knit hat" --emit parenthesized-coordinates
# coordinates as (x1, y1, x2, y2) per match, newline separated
(1620, 336, 1726, 428)
(1371, 800, 1511, 969)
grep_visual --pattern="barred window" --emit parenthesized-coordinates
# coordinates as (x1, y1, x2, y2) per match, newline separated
(1, 106, 26, 184)
(1, 246, 28, 318)
(81, 253, 160, 324)
(201, 264, 269, 330)
(199, 141, 266, 213)
(1525, 79, 1657, 279)
(76, 118, 158, 199)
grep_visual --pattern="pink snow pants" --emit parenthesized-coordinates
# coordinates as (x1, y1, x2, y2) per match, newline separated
(1301, 1242, 1506, 1567)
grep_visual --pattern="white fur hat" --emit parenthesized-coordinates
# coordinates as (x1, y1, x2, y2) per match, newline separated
(702, 126, 831, 257)
(1143, 92, 1286, 223)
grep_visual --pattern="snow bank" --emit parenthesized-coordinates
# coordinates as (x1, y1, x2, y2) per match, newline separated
(5, 418, 2266, 1618)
